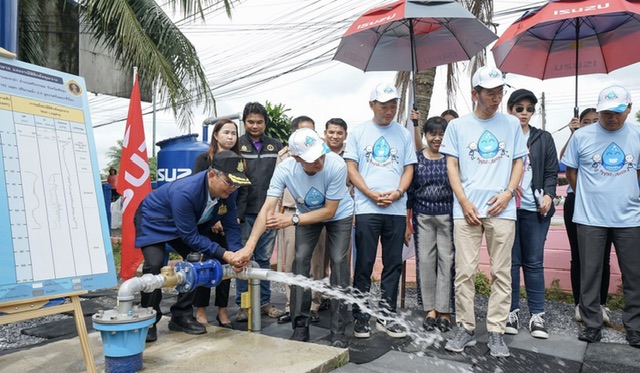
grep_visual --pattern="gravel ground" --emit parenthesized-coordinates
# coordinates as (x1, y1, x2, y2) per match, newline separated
(0, 282, 627, 352)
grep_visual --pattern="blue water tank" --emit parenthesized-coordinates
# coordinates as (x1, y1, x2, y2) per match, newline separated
(156, 134, 209, 187)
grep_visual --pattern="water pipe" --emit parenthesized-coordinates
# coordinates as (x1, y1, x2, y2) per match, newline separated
(93, 258, 271, 373)
(201, 113, 241, 144)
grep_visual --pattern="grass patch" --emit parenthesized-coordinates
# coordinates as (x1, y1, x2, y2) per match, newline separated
(473, 273, 625, 311)
(544, 279, 575, 304)
(475, 271, 491, 297)
(112, 241, 121, 273)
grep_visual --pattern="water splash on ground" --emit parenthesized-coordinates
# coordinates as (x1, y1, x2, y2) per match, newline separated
(262, 271, 444, 350)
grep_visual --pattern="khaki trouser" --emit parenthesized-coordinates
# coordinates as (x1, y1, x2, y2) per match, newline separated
(453, 218, 515, 333)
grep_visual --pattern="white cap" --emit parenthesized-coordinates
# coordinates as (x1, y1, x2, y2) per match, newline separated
(288, 128, 330, 163)
(370, 83, 399, 102)
(596, 85, 631, 113)
(472, 66, 505, 89)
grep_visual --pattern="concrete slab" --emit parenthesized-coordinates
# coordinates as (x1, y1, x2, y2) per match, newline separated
(0, 318, 348, 373)
(582, 342, 640, 373)
(333, 350, 473, 373)
(505, 332, 587, 362)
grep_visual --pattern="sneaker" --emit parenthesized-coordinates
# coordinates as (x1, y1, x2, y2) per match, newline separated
(529, 312, 549, 339)
(626, 330, 640, 348)
(235, 308, 248, 322)
(601, 305, 611, 325)
(505, 309, 519, 335)
(445, 326, 476, 353)
(330, 333, 349, 348)
(376, 318, 407, 338)
(261, 304, 284, 318)
(353, 317, 371, 339)
(575, 305, 582, 322)
(578, 327, 602, 343)
(487, 332, 510, 357)
(289, 326, 310, 342)
(310, 310, 320, 323)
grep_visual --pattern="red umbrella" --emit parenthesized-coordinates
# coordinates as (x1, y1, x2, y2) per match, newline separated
(333, 0, 496, 115)
(492, 0, 640, 117)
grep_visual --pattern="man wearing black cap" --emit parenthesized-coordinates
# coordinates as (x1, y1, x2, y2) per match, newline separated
(134, 150, 251, 342)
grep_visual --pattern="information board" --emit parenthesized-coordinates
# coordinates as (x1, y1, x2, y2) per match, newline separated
(0, 57, 117, 304)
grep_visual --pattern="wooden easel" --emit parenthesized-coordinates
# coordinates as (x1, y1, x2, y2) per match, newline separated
(0, 291, 96, 373)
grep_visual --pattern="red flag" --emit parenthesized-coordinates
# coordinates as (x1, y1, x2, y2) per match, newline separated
(117, 73, 152, 280)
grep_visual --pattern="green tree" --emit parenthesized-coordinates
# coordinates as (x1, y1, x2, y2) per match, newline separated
(102, 139, 156, 182)
(264, 101, 292, 146)
(18, 0, 234, 130)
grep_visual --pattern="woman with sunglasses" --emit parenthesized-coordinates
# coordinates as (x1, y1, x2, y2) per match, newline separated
(504, 89, 558, 339)
(192, 118, 243, 329)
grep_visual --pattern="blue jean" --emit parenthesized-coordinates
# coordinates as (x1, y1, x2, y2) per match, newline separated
(235, 214, 277, 307)
(511, 210, 550, 314)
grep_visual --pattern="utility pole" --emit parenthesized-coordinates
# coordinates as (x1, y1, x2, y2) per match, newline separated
(540, 92, 546, 131)
(152, 79, 157, 157)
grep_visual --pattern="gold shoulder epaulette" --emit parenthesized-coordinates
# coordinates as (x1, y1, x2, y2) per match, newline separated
(278, 146, 289, 156)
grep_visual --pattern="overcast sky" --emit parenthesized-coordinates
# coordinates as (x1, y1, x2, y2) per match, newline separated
(89, 0, 640, 172)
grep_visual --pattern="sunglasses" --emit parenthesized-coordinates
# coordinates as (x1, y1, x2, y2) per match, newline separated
(514, 106, 535, 113)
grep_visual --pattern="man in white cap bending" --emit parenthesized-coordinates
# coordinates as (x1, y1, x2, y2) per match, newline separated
(235, 127, 354, 348)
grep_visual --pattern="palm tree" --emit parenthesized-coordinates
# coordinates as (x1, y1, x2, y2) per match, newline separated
(396, 0, 494, 119)
(102, 139, 157, 181)
(18, 0, 234, 130)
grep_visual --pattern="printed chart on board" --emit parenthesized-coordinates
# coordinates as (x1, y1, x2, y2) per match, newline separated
(0, 57, 117, 304)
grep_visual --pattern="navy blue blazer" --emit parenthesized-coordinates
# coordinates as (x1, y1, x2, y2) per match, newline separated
(134, 170, 241, 260)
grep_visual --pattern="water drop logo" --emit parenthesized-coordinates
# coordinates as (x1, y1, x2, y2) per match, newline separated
(489, 69, 500, 78)
(304, 135, 315, 147)
(304, 187, 325, 210)
(601, 142, 625, 172)
(372, 136, 391, 163)
(605, 90, 618, 101)
(384, 85, 394, 94)
(478, 131, 499, 159)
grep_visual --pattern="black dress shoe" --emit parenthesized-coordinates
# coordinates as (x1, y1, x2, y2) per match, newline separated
(319, 298, 331, 311)
(423, 316, 437, 331)
(168, 316, 206, 335)
(216, 315, 234, 329)
(290, 326, 310, 342)
(627, 330, 640, 348)
(146, 326, 157, 342)
(578, 327, 602, 343)
(277, 312, 292, 324)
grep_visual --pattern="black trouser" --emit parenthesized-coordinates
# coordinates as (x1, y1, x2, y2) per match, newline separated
(352, 214, 405, 319)
(141, 238, 213, 325)
(577, 224, 640, 331)
(564, 192, 612, 305)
